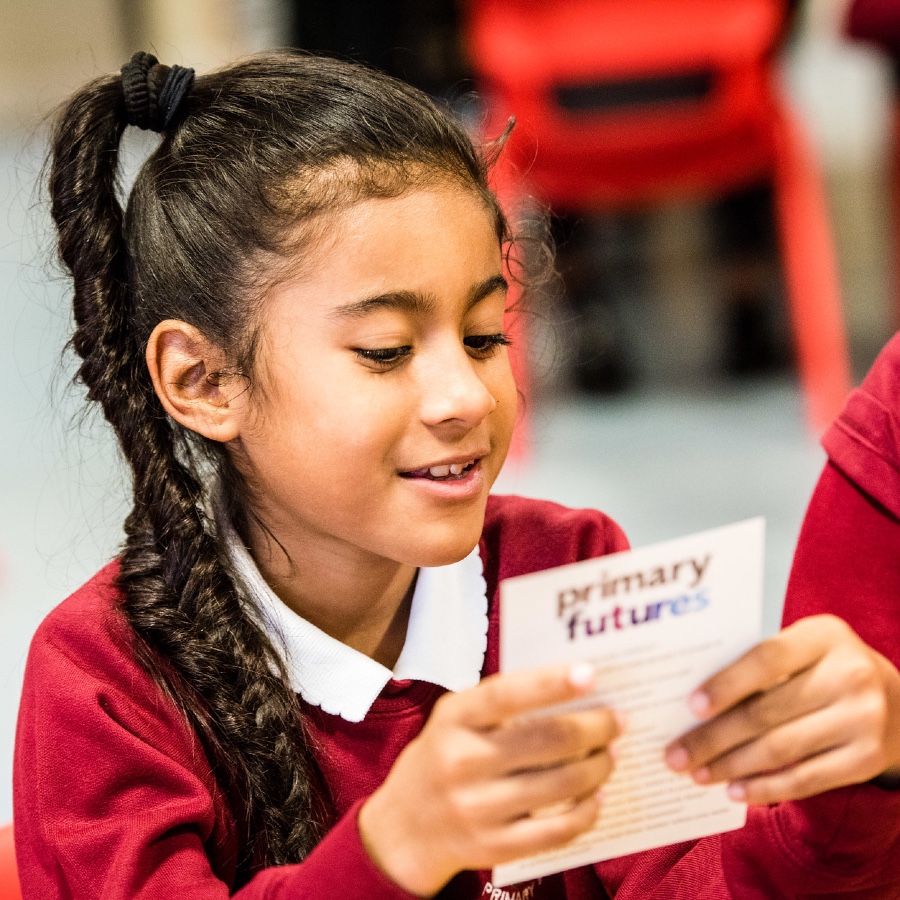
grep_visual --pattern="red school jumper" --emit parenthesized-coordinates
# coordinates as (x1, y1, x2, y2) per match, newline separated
(15, 495, 900, 899)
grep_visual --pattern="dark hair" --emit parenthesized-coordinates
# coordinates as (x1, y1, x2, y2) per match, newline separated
(48, 51, 507, 881)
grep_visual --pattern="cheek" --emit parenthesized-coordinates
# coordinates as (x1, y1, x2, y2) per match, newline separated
(488, 359, 520, 443)
(260, 363, 410, 467)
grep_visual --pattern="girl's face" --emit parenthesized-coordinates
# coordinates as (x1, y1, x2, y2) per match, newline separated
(231, 183, 518, 570)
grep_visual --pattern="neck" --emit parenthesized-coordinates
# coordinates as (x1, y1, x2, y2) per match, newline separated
(243, 519, 418, 670)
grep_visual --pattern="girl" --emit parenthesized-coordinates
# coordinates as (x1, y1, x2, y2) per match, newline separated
(13, 51, 900, 899)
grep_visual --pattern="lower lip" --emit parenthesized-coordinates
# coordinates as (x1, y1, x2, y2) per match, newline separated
(399, 461, 485, 500)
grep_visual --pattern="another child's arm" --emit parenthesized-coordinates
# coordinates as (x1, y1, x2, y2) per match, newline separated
(360, 663, 620, 897)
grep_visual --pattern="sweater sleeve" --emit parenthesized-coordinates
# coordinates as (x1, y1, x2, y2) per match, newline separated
(784, 459, 900, 669)
(242, 800, 421, 900)
(13, 593, 418, 900)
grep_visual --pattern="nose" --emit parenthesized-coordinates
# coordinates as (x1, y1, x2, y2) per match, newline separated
(417, 341, 498, 431)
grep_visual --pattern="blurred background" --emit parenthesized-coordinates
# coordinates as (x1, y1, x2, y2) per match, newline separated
(0, 0, 897, 823)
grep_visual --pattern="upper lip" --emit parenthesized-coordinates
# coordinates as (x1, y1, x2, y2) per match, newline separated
(400, 451, 488, 474)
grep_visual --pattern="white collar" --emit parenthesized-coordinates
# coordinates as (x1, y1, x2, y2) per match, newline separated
(222, 525, 489, 723)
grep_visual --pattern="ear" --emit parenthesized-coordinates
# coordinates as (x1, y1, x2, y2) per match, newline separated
(146, 320, 247, 443)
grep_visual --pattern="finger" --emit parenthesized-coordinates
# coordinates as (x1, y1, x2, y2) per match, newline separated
(493, 707, 620, 772)
(506, 749, 615, 819)
(667, 662, 828, 772)
(727, 739, 885, 804)
(481, 792, 602, 865)
(689, 616, 853, 720)
(470, 750, 615, 823)
(686, 703, 847, 785)
(670, 629, 889, 774)
(698, 691, 891, 786)
(442, 663, 598, 729)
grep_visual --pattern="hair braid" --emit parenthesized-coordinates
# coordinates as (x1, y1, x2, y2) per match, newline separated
(49, 70, 322, 876)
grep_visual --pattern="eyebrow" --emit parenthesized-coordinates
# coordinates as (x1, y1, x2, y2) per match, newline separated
(330, 273, 508, 320)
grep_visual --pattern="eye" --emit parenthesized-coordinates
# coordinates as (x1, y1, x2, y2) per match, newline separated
(353, 345, 412, 368)
(464, 332, 512, 358)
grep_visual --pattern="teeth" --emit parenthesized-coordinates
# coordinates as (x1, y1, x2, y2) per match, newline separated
(418, 459, 477, 479)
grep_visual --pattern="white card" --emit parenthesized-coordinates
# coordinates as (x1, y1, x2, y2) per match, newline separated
(493, 518, 765, 887)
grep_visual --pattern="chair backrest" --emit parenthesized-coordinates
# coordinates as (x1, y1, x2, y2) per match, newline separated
(468, 0, 790, 207)
(0, 824, 21, 900)
(0, 824, 22, 900)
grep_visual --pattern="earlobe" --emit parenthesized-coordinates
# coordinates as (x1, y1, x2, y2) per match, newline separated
(145, 320, 245, 443)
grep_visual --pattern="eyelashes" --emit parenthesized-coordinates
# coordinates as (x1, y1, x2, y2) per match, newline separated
(354, 332, 511, 368)
(355, 346, 413, 365)
(464, 332, 512, 356)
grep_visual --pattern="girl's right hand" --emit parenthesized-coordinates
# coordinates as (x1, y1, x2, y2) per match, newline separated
(358, 664, 620, 897)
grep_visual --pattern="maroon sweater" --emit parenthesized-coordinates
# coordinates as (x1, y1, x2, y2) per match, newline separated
(15, 495, 900, 899)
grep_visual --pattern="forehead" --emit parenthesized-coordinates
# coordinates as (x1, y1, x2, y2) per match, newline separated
(275, 185, 504, 316)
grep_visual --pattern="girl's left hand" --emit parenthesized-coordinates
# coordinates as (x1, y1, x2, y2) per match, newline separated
(664, 614, 900, 803)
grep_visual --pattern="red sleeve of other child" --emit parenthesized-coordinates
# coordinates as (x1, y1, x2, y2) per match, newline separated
(786, 330, 900, 668)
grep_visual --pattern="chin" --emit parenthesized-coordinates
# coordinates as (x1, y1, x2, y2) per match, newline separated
(406, 519, 484, 568)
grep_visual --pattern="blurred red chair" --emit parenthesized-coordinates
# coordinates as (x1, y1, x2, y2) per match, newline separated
(0, 824, 21, 900)
(468, 0, 851, 432)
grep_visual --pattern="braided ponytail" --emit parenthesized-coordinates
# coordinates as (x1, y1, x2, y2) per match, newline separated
(48, 52, 506, 882)
(49, 66, 323, 875)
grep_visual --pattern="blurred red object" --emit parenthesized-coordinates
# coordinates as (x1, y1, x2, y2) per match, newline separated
(845, 0, 900, 332)
(467, 0, 852, 433)
(0, 824, 21, 900)
(847, 0, 900, 54)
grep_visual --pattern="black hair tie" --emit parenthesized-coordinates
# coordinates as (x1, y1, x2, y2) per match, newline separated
(158, 64, 195, 129)
(121, 51, 195, 132)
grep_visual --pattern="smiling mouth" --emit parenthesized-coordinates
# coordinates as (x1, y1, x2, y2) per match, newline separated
(400, 458, 479, 481)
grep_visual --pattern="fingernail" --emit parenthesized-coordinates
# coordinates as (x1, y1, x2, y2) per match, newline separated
(689, 691, 712, 718)
(614, 709, 628, 733)
(594, 787, 605, 803)
(665, 746, 690, 772)
(692, 767, 711, 785)
(727, 782, 746, 802)
(608, 739, 621, 762)
(569, 662, 596, 689)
